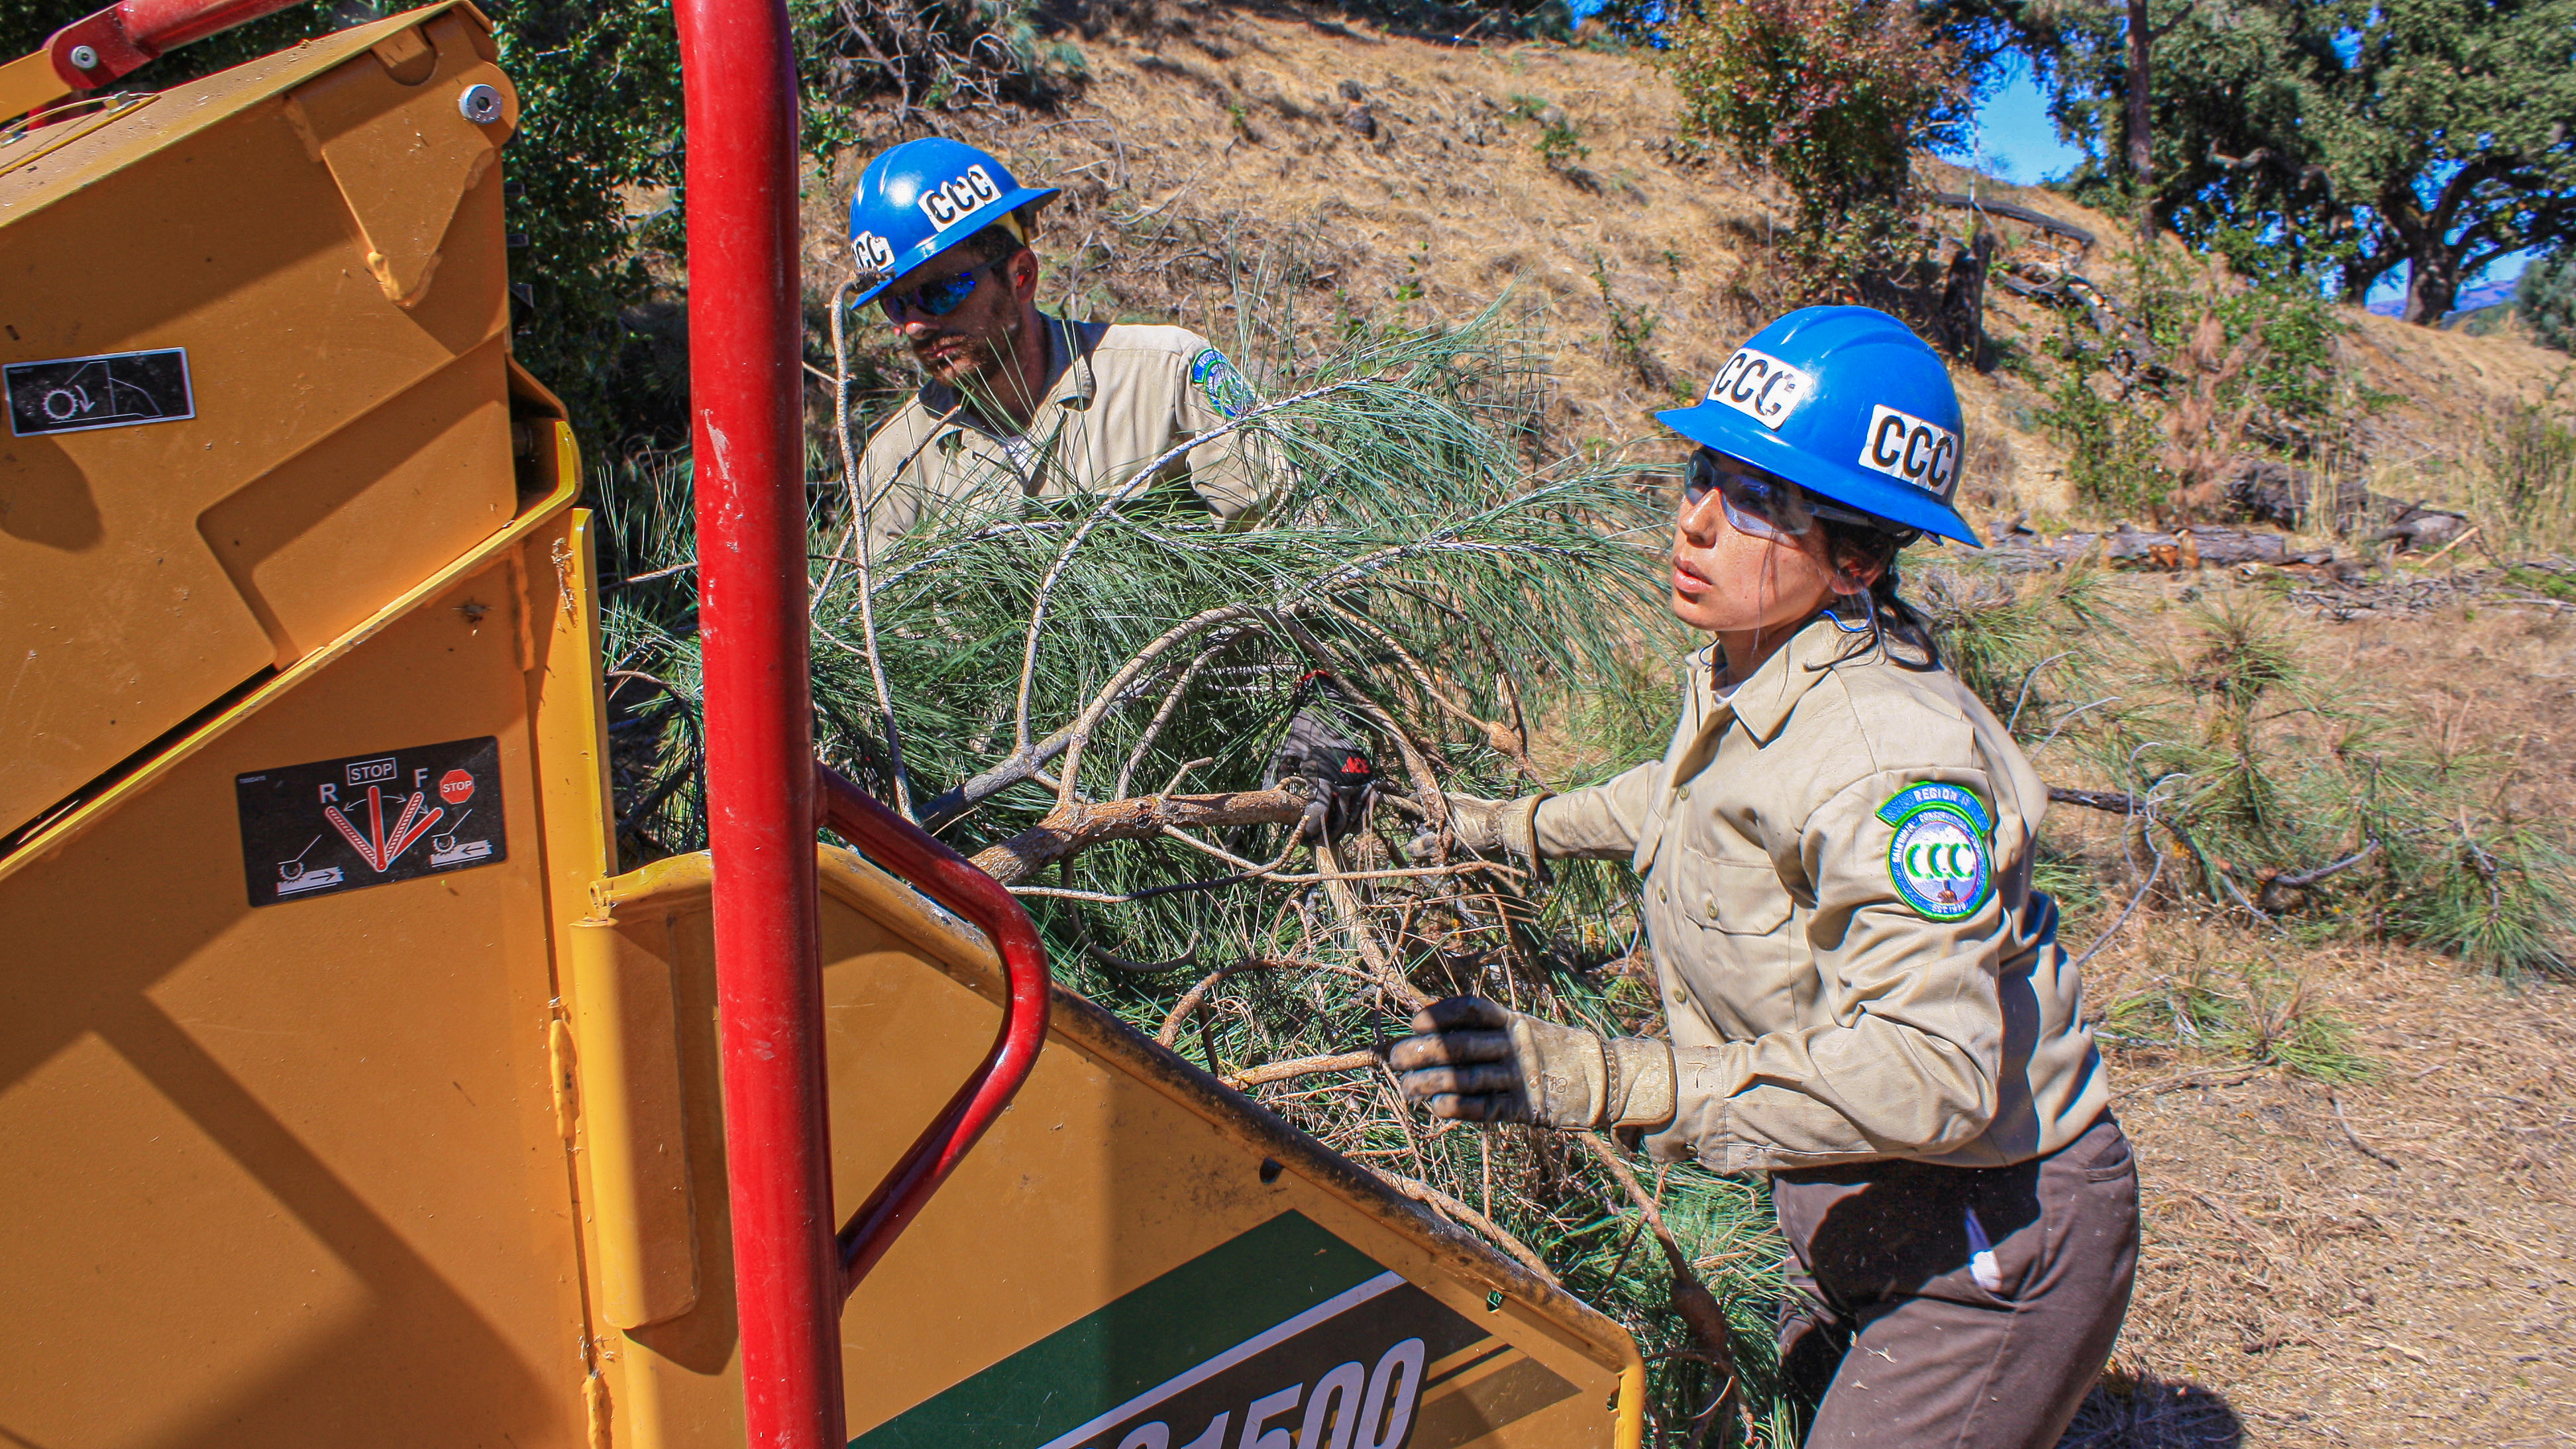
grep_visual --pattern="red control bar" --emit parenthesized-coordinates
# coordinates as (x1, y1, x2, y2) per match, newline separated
(677, 2, 1050, 1444)
(676, 0, 841, 1445)
(44, 0, 307, 89)
(818, 767, 1052, 1298)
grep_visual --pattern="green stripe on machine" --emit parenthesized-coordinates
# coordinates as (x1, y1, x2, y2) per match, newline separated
(853, 1212, 1385, 1448)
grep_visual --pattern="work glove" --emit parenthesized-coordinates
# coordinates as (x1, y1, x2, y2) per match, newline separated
(1419, 792, 1550, 863)
(1389, 996, 1674, 1131)
(1266, 702, 1377, 840)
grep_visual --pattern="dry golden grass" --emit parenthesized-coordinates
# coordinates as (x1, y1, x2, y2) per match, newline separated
(802, 9, 2569, 536)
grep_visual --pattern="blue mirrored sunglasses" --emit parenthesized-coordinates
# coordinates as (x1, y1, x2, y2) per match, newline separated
(876, 264, 987, 323)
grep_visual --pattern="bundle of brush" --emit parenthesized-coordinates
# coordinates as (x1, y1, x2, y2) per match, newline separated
(597, 300, 1812, 1444)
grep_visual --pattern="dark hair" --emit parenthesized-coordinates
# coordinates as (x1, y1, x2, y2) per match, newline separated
(1815, 515, 1940, 667)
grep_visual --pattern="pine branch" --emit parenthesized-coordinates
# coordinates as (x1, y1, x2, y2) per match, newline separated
(968, 784, 1312, 885)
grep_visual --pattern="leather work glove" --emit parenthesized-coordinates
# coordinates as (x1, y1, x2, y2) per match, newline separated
(1419, 792, 1550, 863)
(1389, 996, 1674, 1131)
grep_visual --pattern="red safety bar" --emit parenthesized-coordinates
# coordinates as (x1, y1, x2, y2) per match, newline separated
(44, 0, 307, 89)
(678, 0, 841, 1443)
(818, 766, 1052, 1297)
(678, 3, 1049, 1446)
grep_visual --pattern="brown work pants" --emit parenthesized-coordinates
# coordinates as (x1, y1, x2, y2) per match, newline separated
(1772, 1113, 2140, 1449)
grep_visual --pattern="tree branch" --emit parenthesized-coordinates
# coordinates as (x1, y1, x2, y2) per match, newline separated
(1224, 1050, 1381, 1089)
(1580, 1133, 1754, 1446)
(1376, 1171, 1562, 1287)
(969, 784, 1311, 885)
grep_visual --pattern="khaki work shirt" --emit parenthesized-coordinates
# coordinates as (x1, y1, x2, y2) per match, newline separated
(857, 316, 1275, 551)
(1536, 615, 2108, 1173)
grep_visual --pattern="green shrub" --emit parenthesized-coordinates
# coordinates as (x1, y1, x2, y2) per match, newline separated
(2522, 249, 2576, 354)
(1665, 0, 1968, 290)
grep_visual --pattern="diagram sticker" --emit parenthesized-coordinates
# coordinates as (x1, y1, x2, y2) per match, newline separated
(5, 348, 193, 437)
(235, 737, 506, 906)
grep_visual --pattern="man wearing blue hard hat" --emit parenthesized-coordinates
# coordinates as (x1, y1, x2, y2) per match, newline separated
(1381, 307, 2140, 1447)
(846, 138, 1275, 549)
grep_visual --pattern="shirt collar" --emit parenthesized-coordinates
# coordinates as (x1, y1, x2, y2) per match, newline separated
(1691, 608, 1877, 744)
(918, 314, 1092, 434)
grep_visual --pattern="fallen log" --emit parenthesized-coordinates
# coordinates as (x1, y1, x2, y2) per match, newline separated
(1930, 191, 2097, 248)
(1988, 524, 2334, 572)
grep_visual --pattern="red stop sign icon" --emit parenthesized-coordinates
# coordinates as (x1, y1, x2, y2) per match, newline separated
(439, 769, 476, 806)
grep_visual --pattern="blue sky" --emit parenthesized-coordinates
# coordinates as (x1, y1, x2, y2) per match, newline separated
(1961, 60, 2527, 312)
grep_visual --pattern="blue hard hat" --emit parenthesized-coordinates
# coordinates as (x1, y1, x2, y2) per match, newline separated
(846, 138, 1059, 305)
(1656, 306, 1982, 547)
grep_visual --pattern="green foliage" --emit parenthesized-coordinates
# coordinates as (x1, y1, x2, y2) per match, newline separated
(2033, 307, 2169, 515)
(2465, 386, 2576, 554)
(2103, 952, 2377, 1081)
(1534, 113, 1587, 170)
(1666, 0, 1970, 284)
(488, 0, 688, 443)
(1915, 563, 2574, 980)
(2029, 242, 2365, 513)
(2049, 0, 2576, 322)
(2520, 248, 2576, 353)
(1912, 555, 2112, 719)
(1587, 256, 1663, 388)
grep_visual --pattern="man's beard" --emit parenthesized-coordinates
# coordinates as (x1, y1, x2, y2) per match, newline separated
(916, 306, 1022, 394)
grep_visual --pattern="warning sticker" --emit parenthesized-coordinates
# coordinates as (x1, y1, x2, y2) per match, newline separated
(5, 348, 193, 437)
(235, 737, 506, 906)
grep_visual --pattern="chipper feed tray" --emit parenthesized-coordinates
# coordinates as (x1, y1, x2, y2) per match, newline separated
(0, 7, 1648, 1447)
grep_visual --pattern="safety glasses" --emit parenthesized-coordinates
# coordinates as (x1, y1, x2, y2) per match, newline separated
(1684, 449, 1877, 542)
(877, 263, 987, 323)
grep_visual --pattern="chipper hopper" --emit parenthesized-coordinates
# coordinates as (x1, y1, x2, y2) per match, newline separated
(0, 4, 1650, 1446)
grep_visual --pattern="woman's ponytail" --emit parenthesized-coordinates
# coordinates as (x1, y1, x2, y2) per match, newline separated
(1819, 520, 1940, 669)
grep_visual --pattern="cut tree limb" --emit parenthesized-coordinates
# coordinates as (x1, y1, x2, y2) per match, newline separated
(969, 783, 1311, 885)
(1377, 1171, 1562, 1287)
(1990, 524, 2334, 574)
(1580, 1133, 1754, 1446)
(1224, 1050, 1381, 1089)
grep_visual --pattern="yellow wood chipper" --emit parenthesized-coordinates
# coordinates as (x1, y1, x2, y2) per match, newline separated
(0, 4, 1648, 1446)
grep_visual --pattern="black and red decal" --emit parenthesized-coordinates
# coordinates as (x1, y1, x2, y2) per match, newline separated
(234, 737, 507, 906)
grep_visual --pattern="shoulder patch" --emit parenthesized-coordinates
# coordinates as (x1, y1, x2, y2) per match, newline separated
(1877, 782, 1993, 922)
(1190, 347, 1259, 420)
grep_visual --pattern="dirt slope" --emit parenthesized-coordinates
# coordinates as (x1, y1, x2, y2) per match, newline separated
(807, 7, 2571, 533)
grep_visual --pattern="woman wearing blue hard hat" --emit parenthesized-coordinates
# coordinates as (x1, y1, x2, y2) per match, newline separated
(1388, 307, 2139, 1447)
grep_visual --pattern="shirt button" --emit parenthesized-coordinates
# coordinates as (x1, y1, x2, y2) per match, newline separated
(1669, 987, 1688, 1006)
(1676, 783, 1691, 800)
(1703, 895, 1717, 917)
(1658, 886, 1669, 903)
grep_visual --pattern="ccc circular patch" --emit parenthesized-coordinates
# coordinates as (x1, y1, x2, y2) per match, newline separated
(1876, 782, 1994, 922)
(1191, 347, 1259, 420)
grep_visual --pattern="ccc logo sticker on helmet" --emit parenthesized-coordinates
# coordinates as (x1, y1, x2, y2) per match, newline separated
(1858, 403, 1960, 496)
(853, 231, 896, 273)
(916, 164, 1005, 229)
(1705, 347, 1815, 431)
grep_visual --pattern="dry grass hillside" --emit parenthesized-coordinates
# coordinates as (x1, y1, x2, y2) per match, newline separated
(794, 11, 2576, 1445)
(802, 7, 2569, 526)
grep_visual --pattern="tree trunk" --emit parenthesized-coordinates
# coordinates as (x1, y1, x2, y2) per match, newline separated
(2400, 241, 2461, 326)
(2126, 0, 2155, 248)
